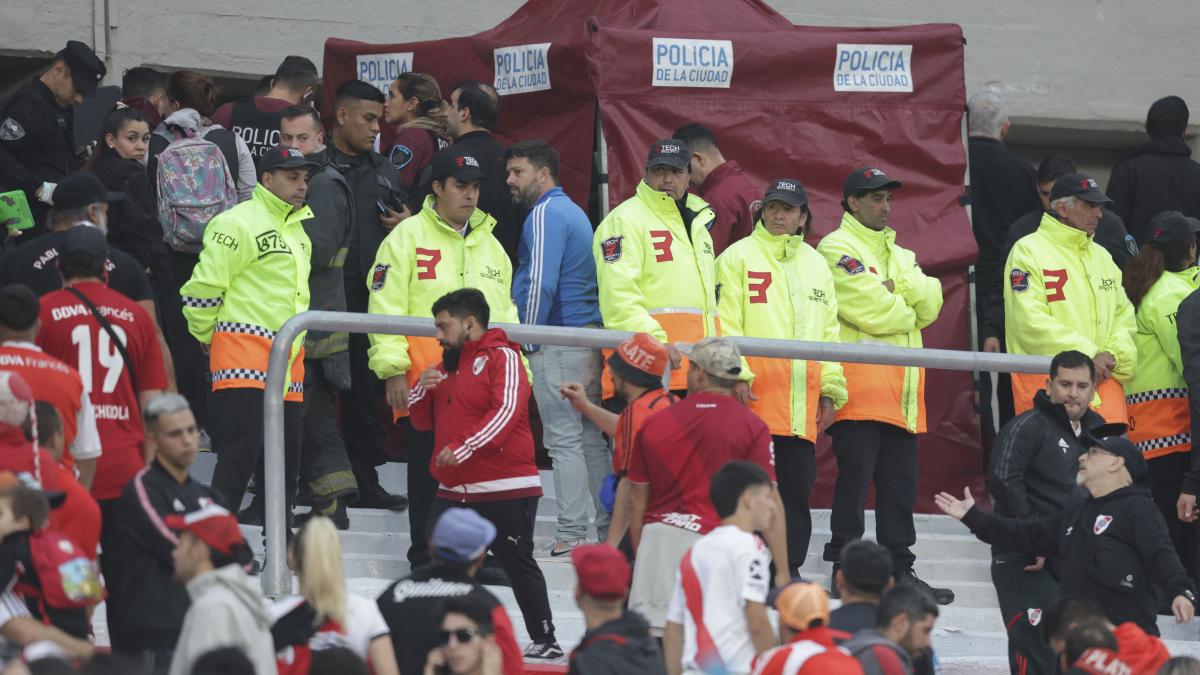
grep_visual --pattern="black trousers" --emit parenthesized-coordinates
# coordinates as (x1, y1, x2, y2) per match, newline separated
(1150, 452, 1197, 581)
(341, 279, 389, 476)
(992, 551, 1060, 675)
(158, 250, 210, 427)
(428, 496, 556, 642)
(299, 361, 358, 504)
(209, 388, 303, 516)
(406, 427, 437, 567)
(822, 420, 918, 572)
(774, 435, 816, 575)
(99, 498, 129, 647)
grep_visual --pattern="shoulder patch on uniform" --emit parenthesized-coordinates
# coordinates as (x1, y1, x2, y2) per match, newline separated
(601, 235, 624, 264)
(835, 254, 865, 275)
(0, 118, 25, 141)
(1124, 234, 1139, 257)
(1010, 267, 1030, 293)
(389, 144, 414, 169)
(370, 263, 390, 292)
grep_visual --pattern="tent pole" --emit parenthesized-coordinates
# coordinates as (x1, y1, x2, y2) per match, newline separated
(596, 104, 609, 217)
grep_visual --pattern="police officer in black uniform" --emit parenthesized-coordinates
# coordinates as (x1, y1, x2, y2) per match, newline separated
(0, 41, 106, 241)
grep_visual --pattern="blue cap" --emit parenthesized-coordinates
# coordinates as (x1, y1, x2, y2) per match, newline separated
(431, 508, 496, 563)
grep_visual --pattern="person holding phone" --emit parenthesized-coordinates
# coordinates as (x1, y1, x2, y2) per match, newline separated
(423, 595, 504, 675)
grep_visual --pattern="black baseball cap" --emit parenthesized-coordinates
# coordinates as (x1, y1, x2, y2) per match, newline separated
(1049, 173, 1112, 205)
(843, 166, 903, 198)
(57, 41, 106, 97)
(259, 146, 319, 174)
(1081, 428, 1147, 483)
(428, 149, 486, 183)
(763, 178, 809, 208)
(60, 224, 108, 259)
(646, 138, 691, 170)
(1147, 211, 1200, 245)
(53, 173, 124, 211)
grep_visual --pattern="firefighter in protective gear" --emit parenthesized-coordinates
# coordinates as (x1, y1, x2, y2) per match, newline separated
(366, 147, 519, 569)
(594, 138, 717, 393)
(1004, 172, 1137, 425)
(180, 145, 317, 516)
(716, 178, 847, 573)
(816, 166, 951, 605)
(1122, 212, 1200, 578)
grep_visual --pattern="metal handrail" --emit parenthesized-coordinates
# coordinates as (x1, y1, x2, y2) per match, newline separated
(261, 310, 1051, 596)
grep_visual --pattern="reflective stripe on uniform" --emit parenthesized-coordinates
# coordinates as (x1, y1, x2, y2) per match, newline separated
(1127, 392, 1189, 459)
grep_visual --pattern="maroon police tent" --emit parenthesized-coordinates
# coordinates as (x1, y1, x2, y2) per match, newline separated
(322, 0, 982, 511)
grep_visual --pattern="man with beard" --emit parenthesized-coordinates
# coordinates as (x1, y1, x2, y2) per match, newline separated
(506, 140, 606, 556)
(368, 147, 519, 569)
(408, 288, 563, 662)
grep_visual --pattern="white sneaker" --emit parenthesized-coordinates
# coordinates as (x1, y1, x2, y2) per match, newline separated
(536, 538, 583, 559)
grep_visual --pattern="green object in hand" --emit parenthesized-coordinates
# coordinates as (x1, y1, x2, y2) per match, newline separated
(0, 190, 33, 231)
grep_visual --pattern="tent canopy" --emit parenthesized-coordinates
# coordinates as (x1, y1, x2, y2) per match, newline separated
(322, 0, 984, 508)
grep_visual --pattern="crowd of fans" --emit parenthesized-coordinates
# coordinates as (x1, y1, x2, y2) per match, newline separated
(2, 37, 1200, 675)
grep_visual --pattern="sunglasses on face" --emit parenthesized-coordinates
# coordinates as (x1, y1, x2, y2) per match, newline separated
(437, 628, 479, 646)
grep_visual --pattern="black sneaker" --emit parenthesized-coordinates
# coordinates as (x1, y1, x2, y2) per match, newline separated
(475, 563, 511, 587)
(896, 567, 955, 605)
(829, 562, 842, 600)
(238, 498, 264, 527)
(523, 641, 565, 662)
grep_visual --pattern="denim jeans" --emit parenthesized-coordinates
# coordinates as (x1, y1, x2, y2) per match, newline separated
(529, 345, 611, 541)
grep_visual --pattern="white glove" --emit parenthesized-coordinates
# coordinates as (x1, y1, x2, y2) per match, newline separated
(37, 181, 55, 206)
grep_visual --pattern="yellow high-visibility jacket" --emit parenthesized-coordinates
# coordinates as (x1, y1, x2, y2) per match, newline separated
(1126, 268, 1199, 458)
(594, 180, 718, 391)
(1004, 212, 1137, 424)
(816, 212, 943, 434)
(717, 221, 847, 441)
(367, 195, 519, 387)
(181, 183, 312, 401)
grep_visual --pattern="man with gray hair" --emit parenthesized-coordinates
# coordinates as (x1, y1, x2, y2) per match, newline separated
(108, 392, 223, 675)
(966, 90, 1039, 455)
(1003, 173, 1137, 425)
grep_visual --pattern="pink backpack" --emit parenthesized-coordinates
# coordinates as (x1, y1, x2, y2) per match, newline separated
(155, 130, 238, 254)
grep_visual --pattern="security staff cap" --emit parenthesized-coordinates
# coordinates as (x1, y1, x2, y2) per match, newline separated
(57, 41, 106, 97)
(1049, 172, 1112, 206)
(676, 337, 742, 379)
(646, 139, 691, 170)
(763, 178, 809, 208)
(1147, 211, 1200, 247)
(259, 145, 319, 174)
(428, 148, 486, 183)
(843, 166, 903, 198)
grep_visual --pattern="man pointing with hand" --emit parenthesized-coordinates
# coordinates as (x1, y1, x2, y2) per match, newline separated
(935, 430, 1196, 635)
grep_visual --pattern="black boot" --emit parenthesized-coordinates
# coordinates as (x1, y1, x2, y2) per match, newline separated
(296, 498, 350, 530)
(353, 469, 409, 511)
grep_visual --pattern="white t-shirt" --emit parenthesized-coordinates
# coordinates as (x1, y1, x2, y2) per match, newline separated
(666, 525, 771, 673)
(269, 593, 389, 659)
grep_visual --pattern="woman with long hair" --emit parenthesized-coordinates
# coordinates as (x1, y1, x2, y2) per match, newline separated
(1123, 210, 1200, 577)
(382, 72, 451, 190)
(86, 104, 170, 284)
(270, 516, 399, 675)
(157, 70, 255, 201)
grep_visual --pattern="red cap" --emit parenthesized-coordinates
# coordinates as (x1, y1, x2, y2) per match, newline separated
(614, 333, 668, 378)
(571, 544, 630, 600)
(164, 504, 245, 557)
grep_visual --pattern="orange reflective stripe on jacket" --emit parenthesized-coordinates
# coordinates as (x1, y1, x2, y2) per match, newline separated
(837, 362, 927, 434)
(1012, 374, 1128, 426)
(209, 322, 305, 402)
(1126, 388, 1190, 459)
(746, 355, 822, 440)
(392, 336, 443, 421)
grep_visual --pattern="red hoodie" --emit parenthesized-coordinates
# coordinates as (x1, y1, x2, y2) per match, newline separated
(1114, 622, 1169, 673)
(408, 328, 542, 503)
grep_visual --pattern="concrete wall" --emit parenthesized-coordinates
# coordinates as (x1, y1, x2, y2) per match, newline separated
(2, 0, 1195, 175)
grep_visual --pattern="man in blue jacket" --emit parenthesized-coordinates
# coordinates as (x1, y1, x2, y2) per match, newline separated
(506, 140, 608, 556)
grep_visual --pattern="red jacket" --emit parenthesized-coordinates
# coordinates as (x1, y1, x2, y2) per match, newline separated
(697, 160, 761, 255)
(1114, 622, 1169, 673)
(752, 626, 864, 675)
(408, 328, 542, 503)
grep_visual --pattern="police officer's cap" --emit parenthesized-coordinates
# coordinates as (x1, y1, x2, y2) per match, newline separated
(843, 166, 903, 199)
(53, 172, 124, 211)
(1049, 172, 1112, 206)
(763, 178, 809, 208)
(57, 41, 106, 97)
(1081, 426, 1148, 483)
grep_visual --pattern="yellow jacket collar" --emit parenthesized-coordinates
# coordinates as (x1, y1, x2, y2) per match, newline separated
(751, 220, 803, 260)
(420, 194, 498, 237)
(635, 180, 708, 218)
(253, 183, 312, 225)
(839, 211, 896, 248)
(1037, 211, 1092, 251)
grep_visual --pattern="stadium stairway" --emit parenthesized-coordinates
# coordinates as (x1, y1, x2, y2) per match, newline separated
(88, 456, 1198, 674)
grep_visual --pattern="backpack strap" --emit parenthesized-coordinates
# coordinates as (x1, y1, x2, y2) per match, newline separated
(64, 286, 138, 388)
(202, 127, 243, 187)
